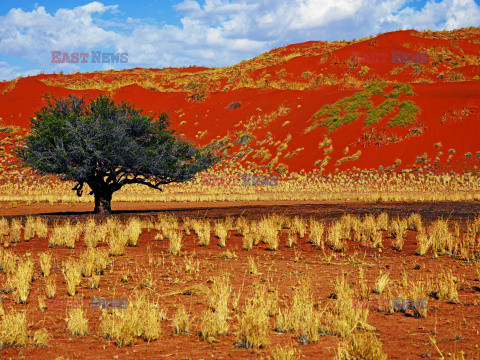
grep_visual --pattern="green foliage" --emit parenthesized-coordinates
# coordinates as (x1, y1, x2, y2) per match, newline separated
(366, 81, 389, 95)
(321, 113, 360, 132)
(388, 100, 420, 127)
(185, 83, 209, 101)
(384, 83, 414, 98)
(15, 95, 219, 212)
(365, 99, 398, 126)
(341, 92, 371, 113)
(361, 101, 374, 110)
(235, 132, 253, 145)
(308, 81, 420, 133)
(313, 105, 333, 118)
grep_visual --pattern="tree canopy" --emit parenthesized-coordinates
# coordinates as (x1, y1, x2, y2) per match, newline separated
(15, 94, 219, 213)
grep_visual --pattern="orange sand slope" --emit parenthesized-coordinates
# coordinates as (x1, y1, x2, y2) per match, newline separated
(0, 28, 479, 175)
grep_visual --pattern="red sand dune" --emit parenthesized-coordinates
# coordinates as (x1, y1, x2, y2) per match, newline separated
(0, 28, 479, 176)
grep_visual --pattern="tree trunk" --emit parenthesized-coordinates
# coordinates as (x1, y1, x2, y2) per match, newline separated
(93, 190, 112, 214)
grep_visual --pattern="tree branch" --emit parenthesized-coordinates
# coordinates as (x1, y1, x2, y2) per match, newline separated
(120, 177, 175, 190)
(72, 182, 84, 197)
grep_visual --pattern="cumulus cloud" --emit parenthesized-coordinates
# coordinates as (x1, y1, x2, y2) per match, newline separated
(0, 61, 42, 80)
(0, 0, 479, 80)
(388, 0, 480, 30)
(0, 4, 121, 62)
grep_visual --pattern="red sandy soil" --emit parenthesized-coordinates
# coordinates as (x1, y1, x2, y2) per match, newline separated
(1, 28, 479, 177)
(0, 203, 479, 359)
(1, 200, 480, 222)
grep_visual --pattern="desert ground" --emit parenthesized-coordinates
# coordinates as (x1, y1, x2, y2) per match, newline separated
(0, 200, 479, 359)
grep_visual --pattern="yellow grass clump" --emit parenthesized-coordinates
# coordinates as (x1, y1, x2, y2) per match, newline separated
(373, 271, 390, 294)
(172, 305, 193, 334)
(67, 308, 88, 336)
(193, 220, 211, 246)
(125, 217, 142, 246)
(80, 248, 109, 277)
(166, 230, 183, 255)
(214, 221, 228, 247)
(327, 221, 347, 252)
(63, 258, 82, 296)
(237, 284, 270, 349)
(100, 294, 162, 346)
(0, 310, 28, 348)
(277, 279, 320, 344)
(271, 344, 301, 360)
(336, 332, 387, 360)
(107, 227, 128, 256)
(9, 255, 34, 304)
(0, 248, 19, 274)
(324, 273, 369, 338)
(38, 252, 52, 277)
(49, 221, 81, 248)
(45, 276, 56, 298)
(309, 219, 325, 248)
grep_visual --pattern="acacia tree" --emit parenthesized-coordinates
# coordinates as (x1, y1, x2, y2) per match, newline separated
(16, 95, 219, 213)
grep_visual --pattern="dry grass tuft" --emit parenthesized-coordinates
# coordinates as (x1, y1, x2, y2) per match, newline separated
(309, 219, 325, 248)
(0, 249, 19, 274)
(324, 273, 369, 338)
(63, 258, 82, 296)
(291, 217, 307, 238)
(80, 248, 109, 277)
(67, 308, 88, 336)
(32, 328, 51, 347)
(194, 220, 211, 246)
(373, 271, 390, 294)
(336, 332, 387, 360)
(407, 213, 423, 231)
(199, 275, 231, 340)
(107, 227, 128, 256)
(38, 295, 47, 312)
(271, 344, 301, 360)
(248, 256, 259, 275)
(24, 216, 36, 241)
(214, 221, 228, 247)
(279, 279, 320, 344)
(408, 281, 429, 318)
(45, 276, 56, 298)
(125, 217, 142, 246)
(167, 230, 183, 255)
(100, 293, 162, 346)
(49, 221, 81, 248)
(0, 310, 28, 348)
(243, 232, 254, 250)
(9, 255, 34, 304)
(237, 284, 270, 349)
(432, 269, 459, 303)
(38, 252, 52, 277)
(10, 219, 23, 243)
(172, 305, 192, 334)
(327, 221, 347, 252)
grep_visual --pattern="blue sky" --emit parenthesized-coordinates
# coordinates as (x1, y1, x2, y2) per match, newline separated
(0, 0, 479, 80)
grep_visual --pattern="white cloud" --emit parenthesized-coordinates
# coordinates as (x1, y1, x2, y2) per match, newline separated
(0, 61, 42, 80)
(389, 0, 480, 30)
(0, 4, 122, 62)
